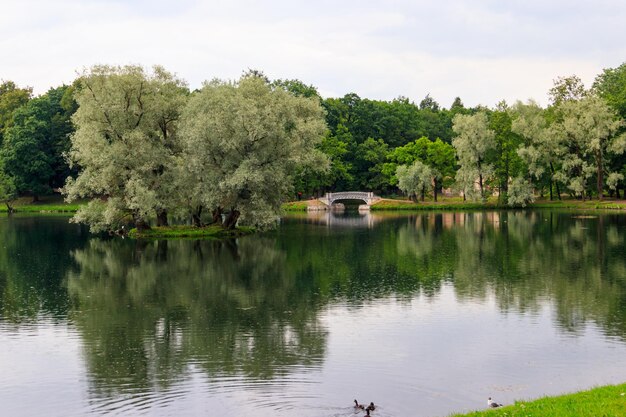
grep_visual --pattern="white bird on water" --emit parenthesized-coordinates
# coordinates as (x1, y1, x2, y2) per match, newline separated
(487, 397, 503, 408)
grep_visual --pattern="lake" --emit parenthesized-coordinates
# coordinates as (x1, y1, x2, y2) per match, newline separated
(1, 210, 626, 417)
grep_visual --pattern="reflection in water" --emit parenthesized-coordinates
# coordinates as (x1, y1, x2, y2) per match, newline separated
(1, 211, 626, 416)
(290, 210, 385, 228)
(66, 238, 327, 395)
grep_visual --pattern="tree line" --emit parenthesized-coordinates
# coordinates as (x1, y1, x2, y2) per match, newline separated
(0, 62, 625, 231)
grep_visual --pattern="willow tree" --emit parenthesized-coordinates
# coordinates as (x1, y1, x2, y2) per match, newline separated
(396, 160, 432, 202)
(511, 100, 563, 200)
(180, 75, 327, 229)
(550, 95, 625, 199)
(452, 112, 496, 201)
(63, 65, 188, 232)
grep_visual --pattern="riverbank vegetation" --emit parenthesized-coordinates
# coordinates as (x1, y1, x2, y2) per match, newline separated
(1, 62, 626, 232)
(449, 383, 626, 417)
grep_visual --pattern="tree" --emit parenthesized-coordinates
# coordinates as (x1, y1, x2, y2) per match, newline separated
(0, 169, 16, 213)
(63, 65, 188, 232)
(0, 81, 32, 145)
(427, 138, 456, 201)
(511, 100, 563, 200)
(0, 85, 76, 201)
(180, 75, 328, 230)
(551, 95, 625, 200)
(0, 101, 52, 200)
(272, 79, 320, 98)
(549, 75, 586, 106)
(593, 62, 626, 119)
(354, 137, 390, 192)
(452, 112, 496, 200)
(489, 101, 524, 203)
(396, 160, 432, 201)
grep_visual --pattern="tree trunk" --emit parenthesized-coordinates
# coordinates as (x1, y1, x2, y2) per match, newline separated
(211, 207, 223, 225)
(596, 150, 604, 200)
(222, 209, 240, 230)
(548, 180, 553, 201)
(6, 203, 14, 215)
(420, 187, 425, 202)
(433, 178, 438, 202)
(616, 187, 621, 199)
(32, 194, 39, 203)
(135, 217, 151, 232)
(191, 205, 203, 227)
(156, 209, 168, 227)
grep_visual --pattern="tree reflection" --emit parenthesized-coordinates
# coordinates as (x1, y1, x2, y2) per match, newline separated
(2, 211, 626, 397)
(66, 237, 327, 394)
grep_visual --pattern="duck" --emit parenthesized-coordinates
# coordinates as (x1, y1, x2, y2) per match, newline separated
(354, 399, 365, 410)
(366, 402, 376, 411)
(487, 397, 503, 408)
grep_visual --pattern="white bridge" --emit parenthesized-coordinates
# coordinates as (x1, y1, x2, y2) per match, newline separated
(318, 191, 380, 209)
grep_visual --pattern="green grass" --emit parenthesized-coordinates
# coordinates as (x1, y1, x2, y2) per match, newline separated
(370, 199, 496, 211)
(282, 201, 310, 211)
(449, 383, 626, 417)
(128, 225, 256, 239)
(531, 199, 626, 210)
(0, 195, 84, 213)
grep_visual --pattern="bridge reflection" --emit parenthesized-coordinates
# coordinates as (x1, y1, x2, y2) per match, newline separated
(297, 211, 384, 228)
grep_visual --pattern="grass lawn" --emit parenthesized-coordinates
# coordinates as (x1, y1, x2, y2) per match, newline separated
(1, 195, 84, 213)
(449, 383, 626, 417)
(282, 196, 626, 212)
(128, 224, 255, 239)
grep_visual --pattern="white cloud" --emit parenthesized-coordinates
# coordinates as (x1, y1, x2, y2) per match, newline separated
(1, 0, 624, 107)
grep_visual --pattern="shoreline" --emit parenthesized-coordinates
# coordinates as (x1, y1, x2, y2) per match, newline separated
(283, 197, 626, 212)
(448, 382, 626, 417)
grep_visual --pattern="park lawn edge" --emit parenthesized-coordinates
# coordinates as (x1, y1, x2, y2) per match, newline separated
(448, 383, 626, 417)
(127, 225, 256, 239)
(281, 198, 626, 212)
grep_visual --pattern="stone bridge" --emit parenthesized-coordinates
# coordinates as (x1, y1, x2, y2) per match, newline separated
(318, 191, 381, 209)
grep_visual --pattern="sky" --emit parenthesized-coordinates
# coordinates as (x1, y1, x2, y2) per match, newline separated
(1, 0, 625, 108)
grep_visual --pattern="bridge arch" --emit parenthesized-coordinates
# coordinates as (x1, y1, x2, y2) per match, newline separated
(318, 191, 380, 208)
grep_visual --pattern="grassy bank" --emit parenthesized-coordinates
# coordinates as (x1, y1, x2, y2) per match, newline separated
(282, 197, 626, 212)
(449, 383, 626, 417)
(0, 195, 83, 213)
(128, 225, 255, 239)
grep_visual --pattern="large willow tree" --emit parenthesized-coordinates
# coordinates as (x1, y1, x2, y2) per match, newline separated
(63, 65, 188, 232)
(180, 75, 328, 229)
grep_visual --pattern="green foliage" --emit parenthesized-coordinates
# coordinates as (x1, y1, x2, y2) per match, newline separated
(180, 75, 328, 229)
(507, 177, 534, 207)
(63, 65, 189, 232)
(593, 62, 626, 119)
(0, 169, 16, 210)
(550, 95, 625, 199)
(0, 80, 32, 145)
(396, 160, 432, 201)
(549, 74, 586, 106)
(0, 85, 76, 200)
(452, 112, 496, 200)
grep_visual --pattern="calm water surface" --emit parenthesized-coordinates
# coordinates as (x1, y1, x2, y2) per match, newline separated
(1, 211, 626, 417)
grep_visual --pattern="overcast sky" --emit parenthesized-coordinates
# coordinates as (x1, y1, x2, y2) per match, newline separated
(2, 0, 625, 108)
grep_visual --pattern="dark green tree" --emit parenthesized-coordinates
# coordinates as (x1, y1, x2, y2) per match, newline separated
(0, 81, 32, 145)
(0, 85, 75, 200)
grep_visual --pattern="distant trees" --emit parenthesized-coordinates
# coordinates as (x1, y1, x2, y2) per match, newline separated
(2, 60, 626, 227)
(1, 86, 75, 200)
(452, 112, 495, 201)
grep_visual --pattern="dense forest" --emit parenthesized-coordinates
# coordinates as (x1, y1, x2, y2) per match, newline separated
(0, 62, 625, 230)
